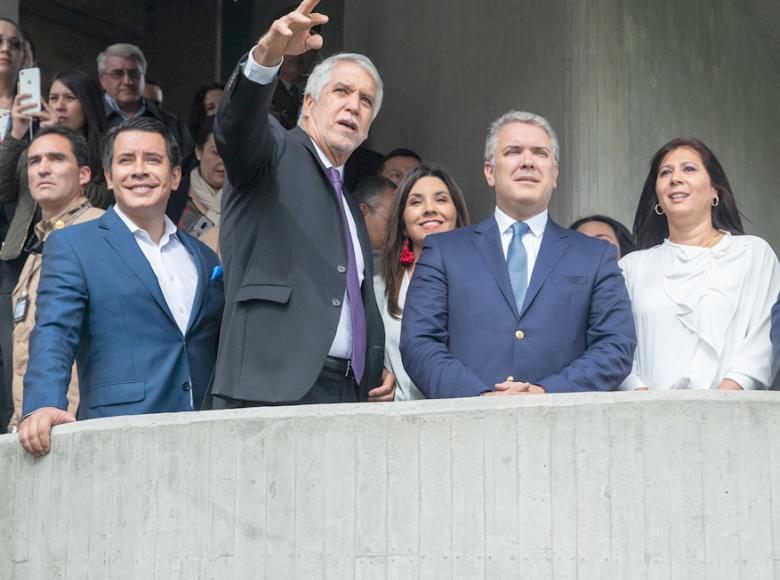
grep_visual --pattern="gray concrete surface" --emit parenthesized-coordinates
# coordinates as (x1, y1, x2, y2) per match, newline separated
(1, 391, 779, 579)
(346, 0, 780, 251)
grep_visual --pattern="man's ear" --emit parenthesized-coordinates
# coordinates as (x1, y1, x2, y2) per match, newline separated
(359, 203, 370, 217)
(103, 167, 114, 190)
(483, 161, 495, 187)
(170, 165, 182, 192)
(79, 166, 91, 188)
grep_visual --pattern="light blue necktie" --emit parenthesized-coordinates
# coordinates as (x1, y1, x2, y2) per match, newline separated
(507, 221, 530, 312)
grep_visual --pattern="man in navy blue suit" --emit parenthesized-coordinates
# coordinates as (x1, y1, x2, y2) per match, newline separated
(19, 118, 223, 455)
(400, 111, 636, 398)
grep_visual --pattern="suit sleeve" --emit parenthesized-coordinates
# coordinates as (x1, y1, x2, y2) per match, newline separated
(400, 237, 490, 398)
(538, 244, 637, 393)
(22, 232, 88, 415)
(213, 56, 280, 190)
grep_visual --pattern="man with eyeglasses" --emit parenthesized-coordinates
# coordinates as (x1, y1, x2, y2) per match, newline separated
(354, 174, 396, 272)
(97, 43, 193, 220)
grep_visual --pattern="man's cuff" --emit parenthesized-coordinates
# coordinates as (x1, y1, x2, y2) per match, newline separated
(242, 50, 282, 85)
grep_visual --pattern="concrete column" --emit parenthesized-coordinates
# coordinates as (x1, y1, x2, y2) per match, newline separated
(344, 0, 780, 250)
(0, 0, 19, 22)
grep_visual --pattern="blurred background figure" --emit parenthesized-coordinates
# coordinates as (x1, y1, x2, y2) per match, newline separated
(178, 115, 223, 253)
(620, 137, 780, 391)
(143, 80, 164, 108)
(0, 18, 24, 141)
(379, 147, 422, 186)
(375, 164, 470, 400)
(355, 174, 396, 271)
(97, 43, 193, 221)
(570, 214, 635, 258)
(187, 81, 224, 138)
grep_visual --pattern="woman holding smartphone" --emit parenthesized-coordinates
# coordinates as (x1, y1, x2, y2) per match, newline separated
(0, 18, 25, 141)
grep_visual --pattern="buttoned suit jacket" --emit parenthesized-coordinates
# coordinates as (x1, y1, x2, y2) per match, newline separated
(400, 217, 637, 398)
(211, 59, 385, 403)
(23, 208, 224, 418)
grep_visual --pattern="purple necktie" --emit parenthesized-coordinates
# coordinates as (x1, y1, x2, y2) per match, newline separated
(327, 167, 366, 383)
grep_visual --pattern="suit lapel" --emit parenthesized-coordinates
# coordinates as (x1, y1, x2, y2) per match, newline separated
(293, 128, 374, 280)
(472, 217, 519, 318)
(99, 209, 177, 325)
(178, 231, 209, 335)
(521, 219, 571, 316)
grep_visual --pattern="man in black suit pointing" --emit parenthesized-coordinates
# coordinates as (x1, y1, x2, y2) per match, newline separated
(212, 0, 395, 406)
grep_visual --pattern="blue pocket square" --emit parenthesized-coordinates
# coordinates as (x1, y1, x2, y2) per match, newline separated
(210, 265, 224, 281)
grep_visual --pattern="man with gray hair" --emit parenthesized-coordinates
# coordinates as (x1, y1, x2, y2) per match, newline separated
(400, 110, 636, 398)
(97, 43, 193, 219)
(210, 0, 395, 406)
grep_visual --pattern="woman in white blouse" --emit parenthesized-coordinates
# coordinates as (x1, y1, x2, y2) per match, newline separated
(620, 138, 780, 391)
(374, 164, 470, 400)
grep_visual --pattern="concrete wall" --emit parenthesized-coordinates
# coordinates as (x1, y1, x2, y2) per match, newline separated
(0, 0, 18, 22)
(345, 0, 780, 250)
(2, 391, 779, 579)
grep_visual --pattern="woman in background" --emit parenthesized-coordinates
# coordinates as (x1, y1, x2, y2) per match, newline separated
(570, 214, 635, 259)
(620, 138, 779, 391)
(178, 116, 223, 253)
(375, 164, 470, 400)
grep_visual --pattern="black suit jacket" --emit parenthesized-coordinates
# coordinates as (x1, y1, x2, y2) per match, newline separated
(212, 59, 385, 403)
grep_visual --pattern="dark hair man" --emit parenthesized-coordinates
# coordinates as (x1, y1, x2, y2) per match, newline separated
(380, 148, 422, 186)
(19, 118, 224, 456)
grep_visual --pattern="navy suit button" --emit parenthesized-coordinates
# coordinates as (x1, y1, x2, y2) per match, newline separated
(337, 264, 347, 273)
(331, 298, 342, 307)
(182, 381, 191, 391)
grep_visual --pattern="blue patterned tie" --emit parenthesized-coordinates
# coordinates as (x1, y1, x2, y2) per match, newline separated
(327, 168, 366, 382)
(507, 221, 530, 312)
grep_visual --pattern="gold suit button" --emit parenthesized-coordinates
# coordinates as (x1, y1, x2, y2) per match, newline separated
(54, 220, 66, 230)
(515, 330, 525, 340)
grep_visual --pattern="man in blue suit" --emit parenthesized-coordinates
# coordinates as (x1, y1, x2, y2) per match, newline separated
(19, 118, 224, 456)
(400, 111, 636, 398)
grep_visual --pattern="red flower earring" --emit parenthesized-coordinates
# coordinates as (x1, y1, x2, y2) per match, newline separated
(400, 238, 415, 265)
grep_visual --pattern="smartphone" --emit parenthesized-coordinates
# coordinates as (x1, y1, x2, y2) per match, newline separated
(18, 67, 41, 113)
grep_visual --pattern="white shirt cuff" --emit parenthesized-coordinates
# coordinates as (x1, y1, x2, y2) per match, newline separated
(242, 49, 282, 85)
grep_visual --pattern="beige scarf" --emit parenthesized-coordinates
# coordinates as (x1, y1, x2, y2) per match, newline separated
(189, 166, 222, 224)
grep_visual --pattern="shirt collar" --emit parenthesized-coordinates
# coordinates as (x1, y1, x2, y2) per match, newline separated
(494, 206, 548, 237)
(113, 204, 178, 247)
(309, 138, 344, 178)
(103, 93, 146, 120)
(35, 196, 91, 240)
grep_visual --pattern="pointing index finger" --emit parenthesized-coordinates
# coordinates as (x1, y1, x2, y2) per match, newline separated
(297, 0, 320, 16)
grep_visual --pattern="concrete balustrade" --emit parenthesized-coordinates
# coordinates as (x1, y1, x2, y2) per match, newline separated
(1, 391, 778, 579)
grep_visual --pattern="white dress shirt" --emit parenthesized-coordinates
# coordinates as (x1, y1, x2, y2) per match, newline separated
(494, 207, 548, 284)
(619, 233, 780, 390)
(241, 52, 366, 360)
(114, 206, 198, 335)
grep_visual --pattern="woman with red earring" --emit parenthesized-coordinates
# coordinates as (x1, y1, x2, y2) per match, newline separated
(374, 164, 470, 400)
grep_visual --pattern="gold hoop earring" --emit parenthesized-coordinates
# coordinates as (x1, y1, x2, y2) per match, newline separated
(712, 196, 719, 207)
(654, 203, 664, 216)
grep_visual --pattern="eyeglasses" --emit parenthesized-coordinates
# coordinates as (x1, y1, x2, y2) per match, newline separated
(0, 36, 23, 51)
(104, 68, 142, 81)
